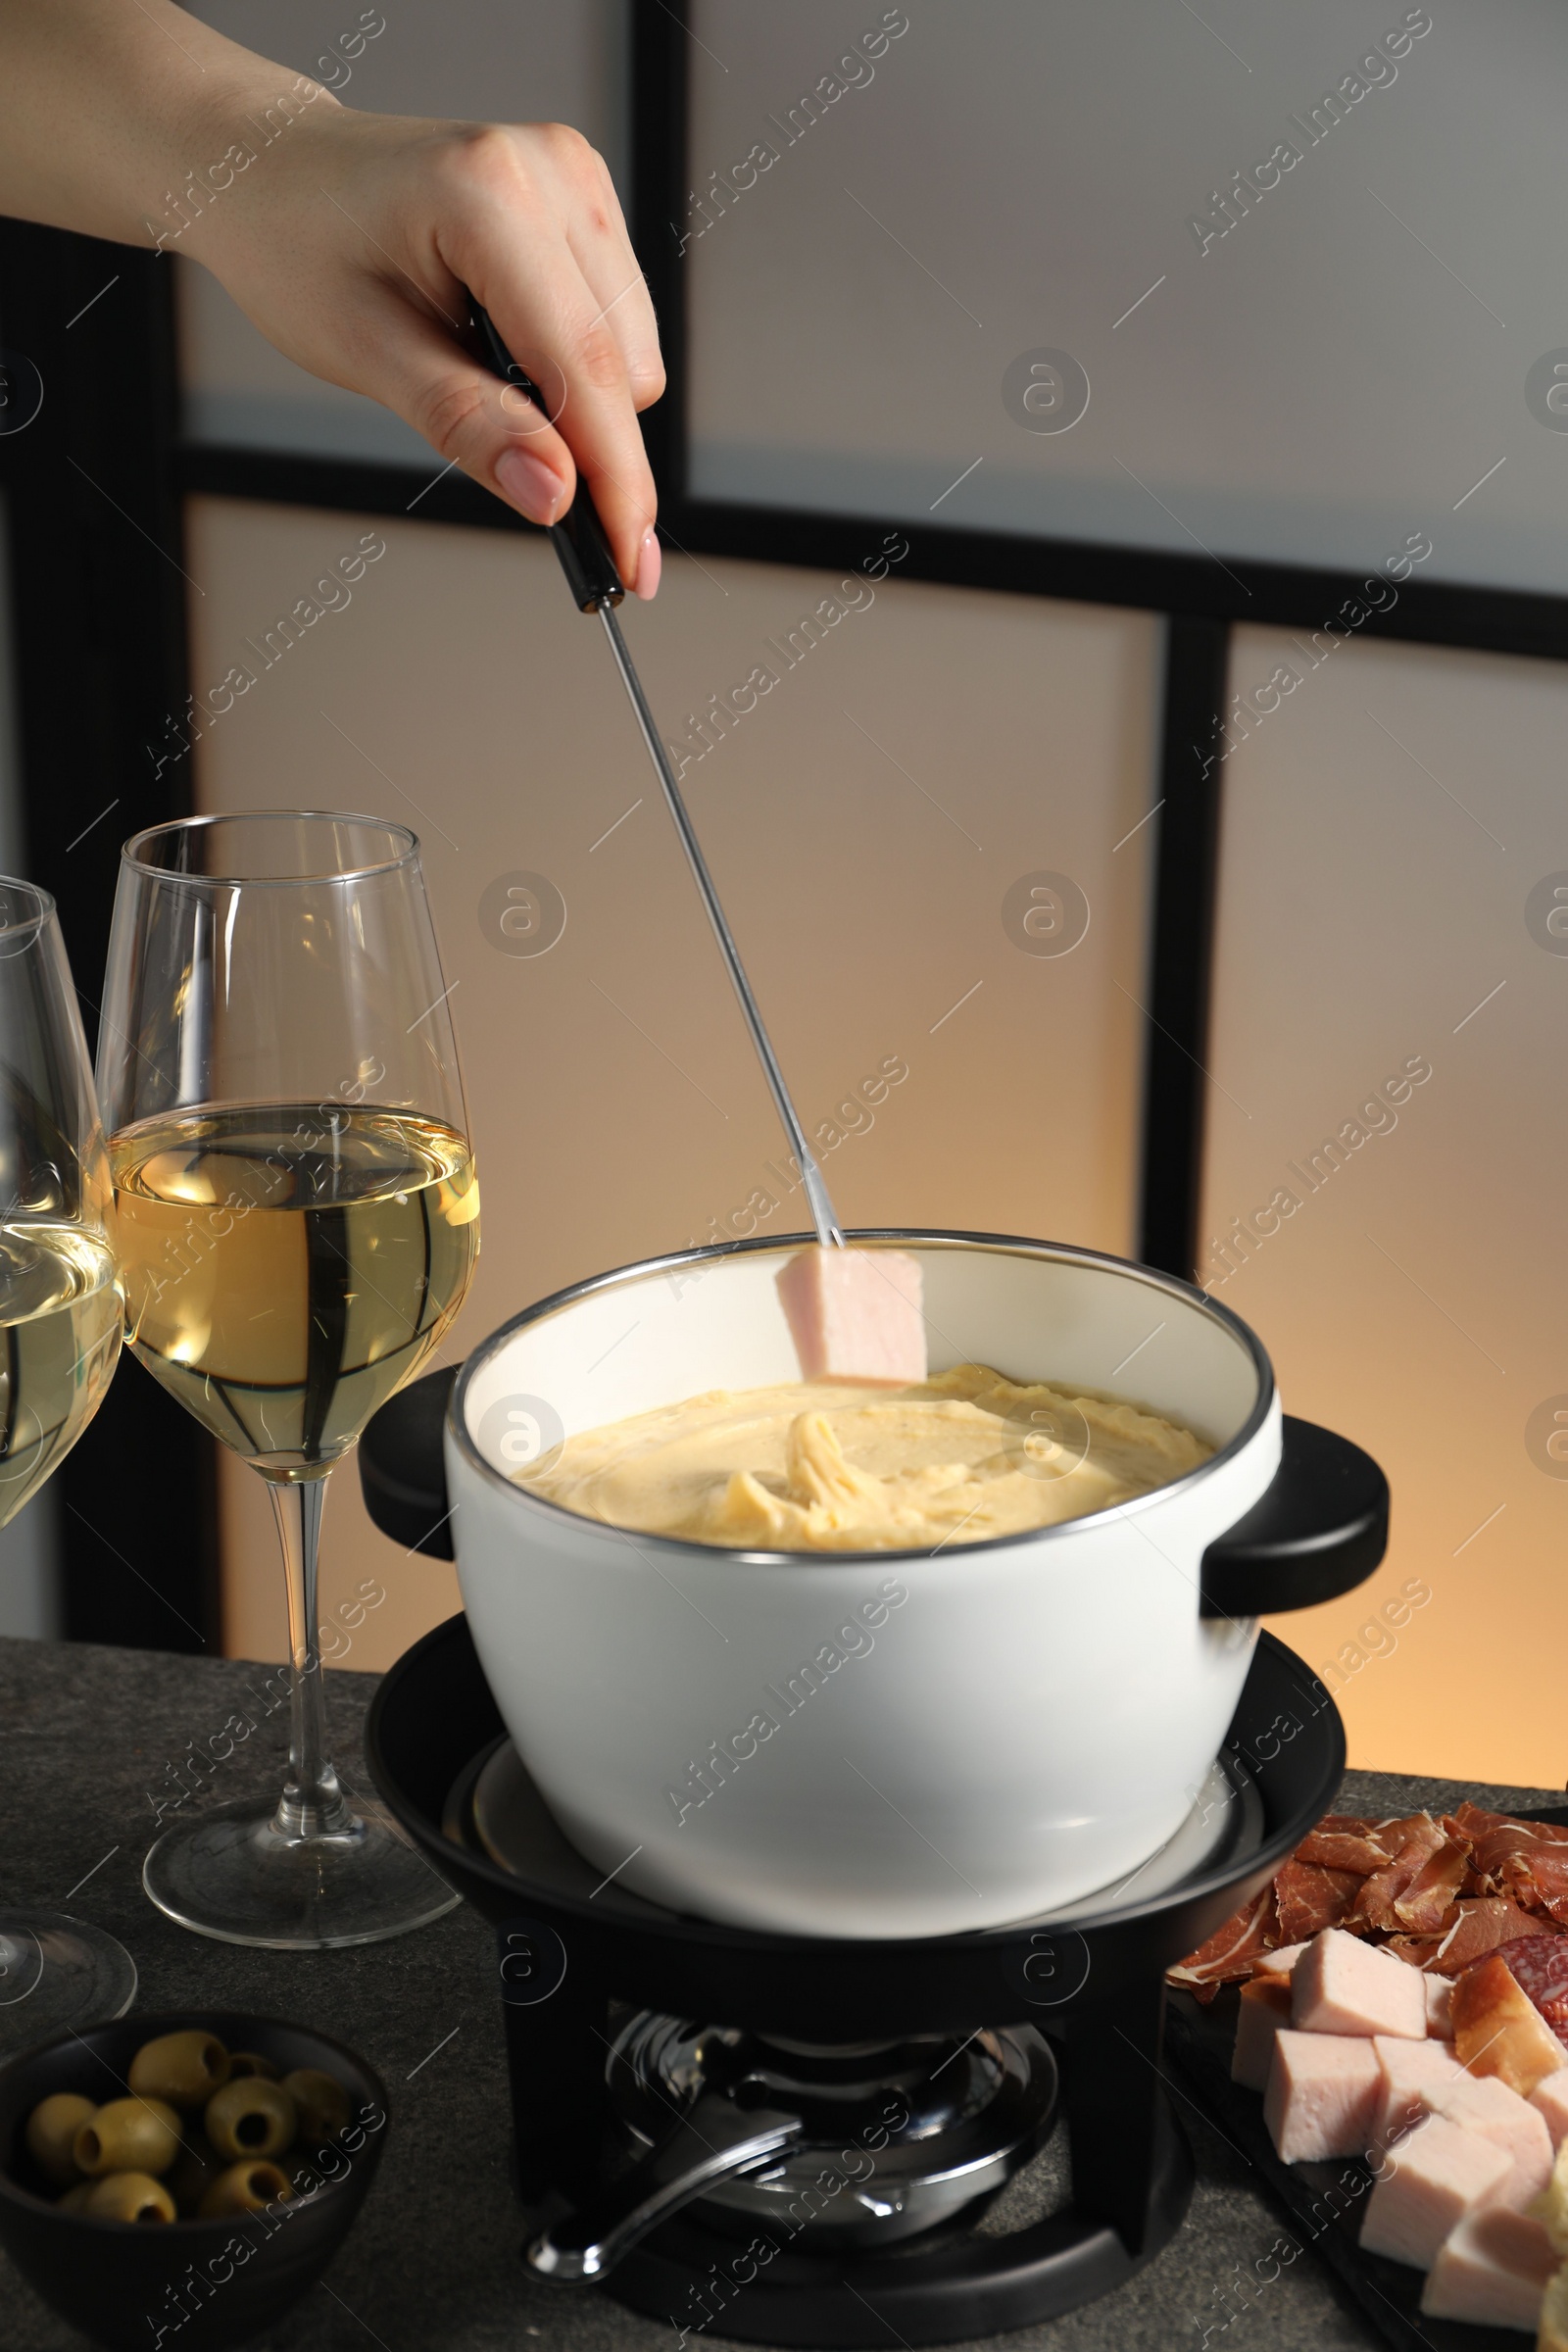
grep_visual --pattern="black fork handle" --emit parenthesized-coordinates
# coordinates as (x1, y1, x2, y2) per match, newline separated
(467, 299, 623, 612)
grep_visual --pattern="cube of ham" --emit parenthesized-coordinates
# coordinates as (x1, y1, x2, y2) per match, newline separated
(775, 1248, 926, 1384)
(1420, 2204, 1557, 2328)
(1361, 2114, 1511, 2268)
(1232, 1978, 1293, 2091)
(1425, 1975, 1453, 2037)
(1371, 2035, 1463, 2154)
(1264, 2030, 1383, 2162)
(1293, 1927, 1428, 2040)
(1253, 1941, 1308, 1984)
(1436, 2074, 1555, 2211)
(1533, 2071, 1568, 2153)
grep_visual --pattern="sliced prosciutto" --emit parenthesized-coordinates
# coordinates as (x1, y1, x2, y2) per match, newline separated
(1274, 1860, 1363, 1945)
(1431, 1898, 1552, 1979)
(1392, 1837, 1470, 1935)
(1169, 1803, 1568, 1996)
(1295, 1817, 1404, 1875)
(1353, 1816, 1448, 1934)
(1167, 1885, 1276, 1999)
(1496, 1846, 1568, 1927)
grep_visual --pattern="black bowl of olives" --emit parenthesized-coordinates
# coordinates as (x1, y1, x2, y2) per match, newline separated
(0, 2012, 387, 2351)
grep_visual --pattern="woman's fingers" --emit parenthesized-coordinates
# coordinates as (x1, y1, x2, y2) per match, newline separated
(558, 159, 663, 412)
(504, 121, 664, 411)
(470, 249, 662, 597)
(411, 124, 661, 590)
(363, 292, 576, 525)
(364, 284, 662, 598)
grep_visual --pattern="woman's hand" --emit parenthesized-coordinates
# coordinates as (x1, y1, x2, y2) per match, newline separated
(199, 106, 665, 595)
(0, 0, 664, 593)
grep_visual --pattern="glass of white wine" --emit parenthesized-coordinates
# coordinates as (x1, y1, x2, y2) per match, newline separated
(98, 813, 480, 1948)
(0, 878, 133, 2045)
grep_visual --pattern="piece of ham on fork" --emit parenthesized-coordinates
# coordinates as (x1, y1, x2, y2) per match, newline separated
(776, 1248, 927, 1385)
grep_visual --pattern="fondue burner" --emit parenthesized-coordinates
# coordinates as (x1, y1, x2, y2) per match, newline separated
(367, 1612, 1349, 2346)
(603, 2015, 1057, 2252)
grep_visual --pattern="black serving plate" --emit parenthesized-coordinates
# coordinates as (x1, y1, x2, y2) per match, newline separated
(1166, 1901, 1568, 2352)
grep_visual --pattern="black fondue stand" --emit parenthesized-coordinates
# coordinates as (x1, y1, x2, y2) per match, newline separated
(361, 1369, 1387, 2346)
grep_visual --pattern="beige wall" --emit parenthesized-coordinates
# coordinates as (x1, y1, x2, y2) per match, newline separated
(1206, 624, 1568, 1787)
(184, 497, 1161, 1670)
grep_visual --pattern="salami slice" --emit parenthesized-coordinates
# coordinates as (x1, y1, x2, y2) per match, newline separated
(1494, 1931, 1568, 2042)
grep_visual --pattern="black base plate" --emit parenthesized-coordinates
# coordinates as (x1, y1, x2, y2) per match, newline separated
(367, 1615, 1347, 2039)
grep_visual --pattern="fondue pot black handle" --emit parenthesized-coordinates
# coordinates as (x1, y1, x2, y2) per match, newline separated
(360, 1364, 458, 1557)
(1200, 1416, 1388, 1619)
(357, 1382, 1391, 1611)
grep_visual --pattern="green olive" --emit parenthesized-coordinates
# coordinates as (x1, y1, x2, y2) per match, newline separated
(73, 2097, 182, 2179)
(25, 2092, 96, 2187)
(127, 2029, 231, 2109)
(198, 2160, 293, 2218)
(82, 2171, 176, 2224)
(56, 2182, 94, 2213)
(224, 2051, 279, 2082)
(203, 2077, 296, 2162)
(282, 2068, 351, 2143)
(168, 2132, 225, 2217)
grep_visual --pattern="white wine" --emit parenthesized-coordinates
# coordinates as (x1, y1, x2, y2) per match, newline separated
(0, 1222, 122, 1527)
(111, 1104, 479, 1479)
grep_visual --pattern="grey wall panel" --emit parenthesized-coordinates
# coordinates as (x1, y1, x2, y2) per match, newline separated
(1202, 622, 1568, 1787)
(178, 0, 627, 461)
(686, 1, 1568, 597)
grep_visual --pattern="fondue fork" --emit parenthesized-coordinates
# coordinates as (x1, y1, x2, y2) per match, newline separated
(470, 304, 844, 1252)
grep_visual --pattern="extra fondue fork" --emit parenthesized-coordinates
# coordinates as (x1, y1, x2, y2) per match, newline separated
(470, 304, 845, 1253)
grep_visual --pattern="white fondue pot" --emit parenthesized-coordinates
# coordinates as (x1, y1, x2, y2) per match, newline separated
(425, 1232, 1385, 1941)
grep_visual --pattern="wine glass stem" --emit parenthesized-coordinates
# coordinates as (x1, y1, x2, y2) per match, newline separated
(269, 1474, 352, 1839)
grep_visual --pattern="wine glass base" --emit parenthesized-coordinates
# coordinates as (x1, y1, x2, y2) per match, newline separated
(0, 1911, 138, 2056)
(142, 1793, 461, 1950)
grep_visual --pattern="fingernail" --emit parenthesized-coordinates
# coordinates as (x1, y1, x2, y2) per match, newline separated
(496, 446, 565, 524)
(634, 529, 662, 601)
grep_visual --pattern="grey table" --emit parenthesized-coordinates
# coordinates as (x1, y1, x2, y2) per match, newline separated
(0, 1633, 1557, 2352)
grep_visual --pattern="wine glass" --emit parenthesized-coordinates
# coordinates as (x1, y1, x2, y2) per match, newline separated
(0, 879, 135, 2046)
(97, 813, 480, 1948)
